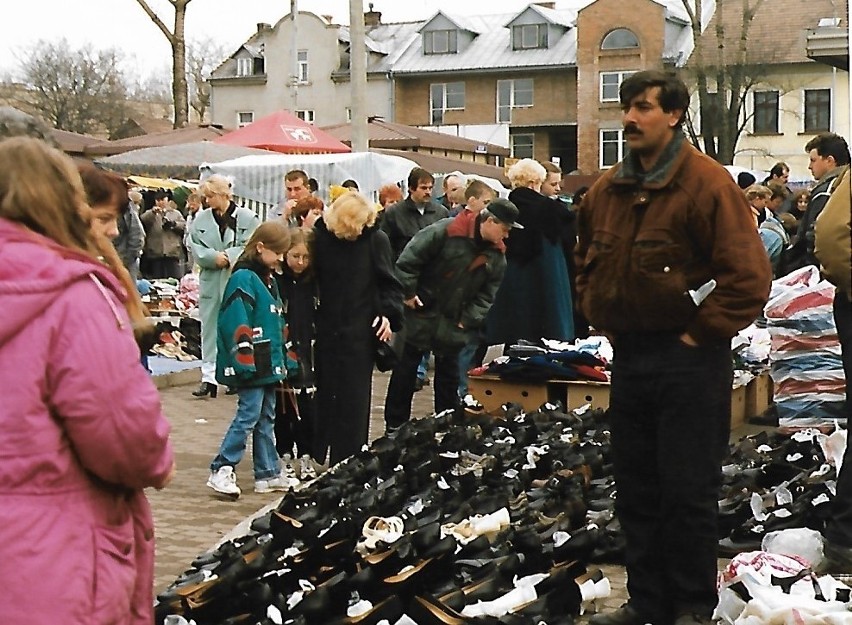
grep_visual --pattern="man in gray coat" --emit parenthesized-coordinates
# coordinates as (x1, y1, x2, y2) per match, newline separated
(141, 190, 186, 279)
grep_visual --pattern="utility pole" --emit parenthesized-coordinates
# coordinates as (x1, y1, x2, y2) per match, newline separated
(349, 0, 369, 152)
(290, 0, 299, 112)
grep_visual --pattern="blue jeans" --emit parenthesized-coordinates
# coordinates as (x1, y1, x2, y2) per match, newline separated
(211, 386, 280, 480)
(457, 340, 478, 397)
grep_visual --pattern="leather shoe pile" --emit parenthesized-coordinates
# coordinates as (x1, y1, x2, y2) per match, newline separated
(156, 402, 618, 625)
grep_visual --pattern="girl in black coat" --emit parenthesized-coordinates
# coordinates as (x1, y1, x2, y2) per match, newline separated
(312, 193, 404, 466)
(274, 228, 321, 470)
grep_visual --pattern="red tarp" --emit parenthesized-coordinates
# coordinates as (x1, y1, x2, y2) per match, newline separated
(214, 110, 351, 154)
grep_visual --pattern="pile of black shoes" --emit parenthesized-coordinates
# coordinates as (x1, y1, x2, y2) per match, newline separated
(718, 427, 837, 555)
(155, 402, 620, 625)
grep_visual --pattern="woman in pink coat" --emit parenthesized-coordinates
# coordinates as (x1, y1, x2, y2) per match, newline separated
(0, 137, 176, 625)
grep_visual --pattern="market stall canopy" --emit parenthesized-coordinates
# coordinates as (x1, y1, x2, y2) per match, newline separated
(200, 151, 417, 216)
(126, 175, 198, 190)
(373, 147, 510, 188)
(213, 110, 351, 154)
(85, 124, 233, 157)
(95, 141, 275, 180)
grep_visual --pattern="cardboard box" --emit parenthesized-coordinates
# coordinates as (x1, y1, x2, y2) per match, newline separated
(469, 374, 749, 428)
(730, 384, 748, 429)
(745, 372, 774, 419)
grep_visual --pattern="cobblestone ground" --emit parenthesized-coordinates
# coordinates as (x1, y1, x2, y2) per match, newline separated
(149, 368, 751, 620)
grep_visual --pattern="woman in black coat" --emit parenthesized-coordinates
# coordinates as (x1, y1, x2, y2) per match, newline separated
(312, 192, 404, 465)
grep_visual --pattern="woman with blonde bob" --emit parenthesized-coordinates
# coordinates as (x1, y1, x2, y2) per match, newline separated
(312, 192, 404, 464)
(188, 174, 260, 398)
(0, 137, 175, 625)
(486, 157, 575, 345)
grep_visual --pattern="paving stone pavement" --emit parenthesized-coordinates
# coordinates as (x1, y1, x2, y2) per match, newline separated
(149, 368, 748, 620)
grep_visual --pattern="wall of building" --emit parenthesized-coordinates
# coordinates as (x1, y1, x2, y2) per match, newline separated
(575, 0, 667, 173)
(732, 63, 851, 180)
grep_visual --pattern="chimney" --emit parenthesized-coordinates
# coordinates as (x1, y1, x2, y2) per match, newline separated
(364, 2, 382, 27)
(256, 22, 271, 34)
(533, 2, 556, 8)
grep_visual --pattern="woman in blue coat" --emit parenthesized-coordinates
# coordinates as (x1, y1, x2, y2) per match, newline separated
(188, 175, 260, 398)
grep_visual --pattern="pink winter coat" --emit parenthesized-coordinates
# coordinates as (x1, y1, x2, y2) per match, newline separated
(0, 218, 174, 625)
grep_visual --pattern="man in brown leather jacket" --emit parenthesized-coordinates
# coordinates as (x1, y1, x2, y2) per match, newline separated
(576, 70, 772, 625)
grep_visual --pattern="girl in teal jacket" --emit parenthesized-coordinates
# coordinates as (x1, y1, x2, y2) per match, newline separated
(207, 221, 294, 499)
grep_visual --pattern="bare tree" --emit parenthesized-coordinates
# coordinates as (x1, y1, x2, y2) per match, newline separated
(186, 39, 228, 123)
(680, 0, 769, 164)
(16, 39, 130, 135)
(133, 0, 191, 128)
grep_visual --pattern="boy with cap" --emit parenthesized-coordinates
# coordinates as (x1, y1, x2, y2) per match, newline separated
(383, 199, 519, 432)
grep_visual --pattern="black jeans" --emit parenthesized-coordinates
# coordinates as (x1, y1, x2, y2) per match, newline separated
(384, 342, 460, 429)
(826, 292, 852, 546)
(609, 333, 731, 623)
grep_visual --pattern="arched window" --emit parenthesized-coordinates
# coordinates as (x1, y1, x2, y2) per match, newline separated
(601, 28, 639, 50)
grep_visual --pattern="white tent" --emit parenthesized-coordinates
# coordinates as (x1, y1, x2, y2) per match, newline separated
(200, 151, 418, 219)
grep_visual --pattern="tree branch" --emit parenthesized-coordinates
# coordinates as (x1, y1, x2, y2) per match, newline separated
(134, 0, 175, 45)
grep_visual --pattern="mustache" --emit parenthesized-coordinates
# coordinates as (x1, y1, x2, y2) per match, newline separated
(624, 125, 642, 135)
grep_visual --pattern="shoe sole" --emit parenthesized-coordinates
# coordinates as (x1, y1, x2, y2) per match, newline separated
(206, 481, 240, 499)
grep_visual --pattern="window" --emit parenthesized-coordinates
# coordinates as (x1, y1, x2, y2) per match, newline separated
(601, 28, 640, 49)
(804, 89, 831, 132)
(512, 24, 548, 50)
(753, 91, 779, 134)
(600, 71, 635, 103)
(424, 29, 458, 54)
(297, 50, 309, 83)
(296, 110, 315, 124)
(237, 111, 254, 128)
(236, 57, 253, 77)
(600, 129, 626, 168)
(345, 108, 352, 123)
(430, 82, 465, 124)
(511, 134, 535, 159)
(497, 79, 534, 123)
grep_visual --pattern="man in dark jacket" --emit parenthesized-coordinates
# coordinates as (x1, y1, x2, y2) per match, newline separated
(784, 133, 850, 273)
(577, 71, 772, 625)
(380, 167, 449, 261)
(383, 200, 516, 432)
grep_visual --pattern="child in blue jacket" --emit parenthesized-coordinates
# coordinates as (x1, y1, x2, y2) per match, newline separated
(207, 221, 295, 499)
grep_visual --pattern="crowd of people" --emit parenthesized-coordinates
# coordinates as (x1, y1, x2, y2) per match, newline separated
(3, 68, 852, 624)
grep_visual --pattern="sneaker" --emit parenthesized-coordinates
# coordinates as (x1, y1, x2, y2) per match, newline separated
(280, 454, 299, 481)
(255, 473, 298, 493)
(207, 466, 240, 498)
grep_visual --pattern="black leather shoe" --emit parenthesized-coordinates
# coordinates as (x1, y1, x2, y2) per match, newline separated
(225, 386, 238, 395)
(192, 382, 217, 398)
(588, 604, 649, 625)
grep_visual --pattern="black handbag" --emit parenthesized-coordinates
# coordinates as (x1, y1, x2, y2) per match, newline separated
(374, 330, 404, 372)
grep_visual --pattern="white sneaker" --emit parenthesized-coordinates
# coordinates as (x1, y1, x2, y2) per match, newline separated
(255, 474, 298, 493)
(207, 466, 240, 498)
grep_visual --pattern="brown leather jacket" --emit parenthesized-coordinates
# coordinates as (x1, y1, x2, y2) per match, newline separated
(575, 132, 772, 344)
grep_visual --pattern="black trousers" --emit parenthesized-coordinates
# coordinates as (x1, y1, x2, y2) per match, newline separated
(142, 256, 181, 280)
(609, 334, 731, 623)
(826, 292, 852, 546)
(274, 384, 319, 461)
(384, 342, 460, 429)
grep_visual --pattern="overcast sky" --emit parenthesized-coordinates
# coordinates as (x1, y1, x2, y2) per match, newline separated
(1, 0, 548, 81)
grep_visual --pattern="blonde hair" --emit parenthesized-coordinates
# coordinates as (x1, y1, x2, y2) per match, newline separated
(744, 184, 771, 202)
(507, 158, 547, 189)
(199, 174, 233, 198)
(0, 137, 152, 342)
(324, 192, 377, 241)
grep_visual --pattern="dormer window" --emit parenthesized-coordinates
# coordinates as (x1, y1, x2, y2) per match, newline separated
(236, 57, 253, 77)
(512, 24, 548, 50)
(601, 28, 640, 50)
(424, 29, 458, 54)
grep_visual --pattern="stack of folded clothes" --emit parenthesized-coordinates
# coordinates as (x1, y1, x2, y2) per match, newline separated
(472, 339, 609, 383)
